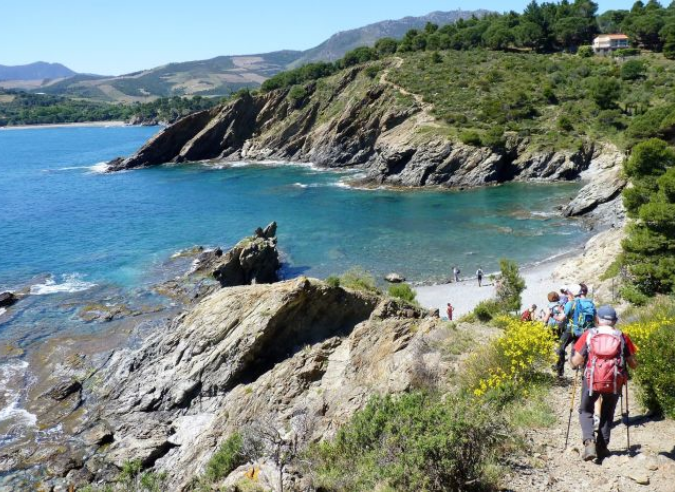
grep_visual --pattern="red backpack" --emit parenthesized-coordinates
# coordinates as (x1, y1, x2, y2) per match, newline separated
(585, 328, 627, 395)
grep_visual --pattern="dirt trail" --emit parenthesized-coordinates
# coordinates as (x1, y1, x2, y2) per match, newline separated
(379, 57, 439, 127)
(507, 372, 675, 492)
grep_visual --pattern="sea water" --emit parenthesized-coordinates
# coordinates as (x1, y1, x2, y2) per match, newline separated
(0, 126, 587, 335)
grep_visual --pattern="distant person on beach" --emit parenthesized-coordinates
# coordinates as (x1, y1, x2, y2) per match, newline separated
(520, 304, 537, 322)
(476, 268, 484, 287)
(446, 303, 454, 321)
(453, 266, 461, 283)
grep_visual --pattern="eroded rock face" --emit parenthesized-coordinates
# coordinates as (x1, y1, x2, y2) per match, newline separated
(0, 291, 18, 307)
(105, 70, 623, 192)
(78, 278, 441, 489)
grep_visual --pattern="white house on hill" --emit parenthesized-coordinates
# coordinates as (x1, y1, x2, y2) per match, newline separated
(592, 34, 630, 54)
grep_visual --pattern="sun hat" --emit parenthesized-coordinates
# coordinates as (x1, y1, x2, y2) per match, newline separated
(568, 284, 582, 297)
(597, 305, 618, 322)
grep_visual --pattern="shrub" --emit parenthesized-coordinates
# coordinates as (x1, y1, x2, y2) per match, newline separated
(309, 392, 505, 492)
(460, 130, 483, 146)
(339, 267, 379, 294)
(558, 115, 574, 131)
(577, 45, 594, 57)
(463, 317, 556, 404)
(363, 65, 380, 79)
(325, 275, 340, 288)
(288, 85, 308, 103)
(623, 318, 675, 418)
(205, 433, 245, 482)
(473, 299, 501, 322)
(388, 283, 416, 303)
(621, 59, 647, 81)
(612, 47, 640, 57)
(496, 259, 526, 312)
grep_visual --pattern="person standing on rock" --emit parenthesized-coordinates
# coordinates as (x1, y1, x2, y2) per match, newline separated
(453, 266, 461, 283)
(446, 303, 454, 321)
(571, 305, 637, 461)
(476, 268, 484, 287)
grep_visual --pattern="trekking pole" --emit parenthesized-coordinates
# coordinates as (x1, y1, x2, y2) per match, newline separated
(564, 368, 579, 450)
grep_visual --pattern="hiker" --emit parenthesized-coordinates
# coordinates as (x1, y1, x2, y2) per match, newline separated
(559, 287, 569, 305)
(476, 268, 484, 287)
(555, 284, 596, 377)
(520, 304, 537, 322)
(571, 305, 638, 461)
(453, 266, 461, 283)
(446, 302, 454, 321)
(543, 291, 566, 337)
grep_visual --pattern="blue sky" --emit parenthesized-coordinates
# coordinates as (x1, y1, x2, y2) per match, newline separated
(4, 0, 636, 75)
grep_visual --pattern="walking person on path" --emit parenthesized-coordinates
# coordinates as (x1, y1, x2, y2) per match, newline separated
(571, 305, 638, 461)
(556, 284, 596, 378)
(543, 291, 567, 337)
(446, 302, 453, 321)
(476, 268, 484, 287)
(452, 266, 461, 283)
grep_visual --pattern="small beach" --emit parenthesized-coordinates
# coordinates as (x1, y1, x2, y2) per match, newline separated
(415, 259, 565, 319)
(0, 120, 128, 131)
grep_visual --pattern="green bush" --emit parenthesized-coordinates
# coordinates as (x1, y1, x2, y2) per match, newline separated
(325, 275, 341, 288)
(460, 130, 483, 146)
(309, 392, 505, 492)
(558, 115, 574, 131)
(496, 259, 526, 312)
(205, 433, 245, 482)
(339, 267, 379, 294)
(631, 324, 675, 418)
(473, 299, 501, 322)
(577, 45, 594, 57)
(388, 283, 416, 303)
(621, 59, 647, 81)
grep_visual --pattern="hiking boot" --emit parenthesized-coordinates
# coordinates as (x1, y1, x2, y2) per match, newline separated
(596, 437, 611, 459)
(583, 439, 597, 461)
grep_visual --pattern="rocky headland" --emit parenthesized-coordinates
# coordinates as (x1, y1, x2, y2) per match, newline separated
(106, 64, 626, 227)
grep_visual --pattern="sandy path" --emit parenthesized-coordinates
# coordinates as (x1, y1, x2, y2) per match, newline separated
(415, 261, 563, 319)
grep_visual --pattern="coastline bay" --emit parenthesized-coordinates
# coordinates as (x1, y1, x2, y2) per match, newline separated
(0, 125, 588, 345)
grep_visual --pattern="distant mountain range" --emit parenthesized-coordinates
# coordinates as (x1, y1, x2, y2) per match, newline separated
(0, 10, 487, 102)
(0, 62, 76, 81)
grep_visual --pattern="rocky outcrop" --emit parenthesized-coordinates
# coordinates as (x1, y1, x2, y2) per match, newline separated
(211, 222, 280, 287)
(78, 278, 443, 489)
(0, 291, 18, 307)
(105, 68, 623, 194)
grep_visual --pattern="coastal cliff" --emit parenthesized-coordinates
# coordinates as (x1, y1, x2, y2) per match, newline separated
(107, 65, 625, 216)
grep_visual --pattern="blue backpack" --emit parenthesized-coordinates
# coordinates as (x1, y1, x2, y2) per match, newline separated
(570, 298, 596, 336)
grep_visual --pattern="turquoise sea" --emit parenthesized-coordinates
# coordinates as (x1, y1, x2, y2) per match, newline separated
(0, 125, 588, 342)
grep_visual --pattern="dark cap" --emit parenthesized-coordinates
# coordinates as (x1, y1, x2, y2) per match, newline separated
(597, 305, 618, 322)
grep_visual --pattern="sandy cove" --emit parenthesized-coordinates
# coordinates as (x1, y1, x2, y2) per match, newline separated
(415, 226, 625, 319)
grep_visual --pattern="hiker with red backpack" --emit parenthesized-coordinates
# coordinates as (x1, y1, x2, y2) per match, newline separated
(571, 305, 638, 461)
(555, 284, 596, 378)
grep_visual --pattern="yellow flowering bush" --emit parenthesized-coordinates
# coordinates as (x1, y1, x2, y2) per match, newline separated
(621, 316, 675, 418)
(621, 317, 674, 348)
(464, 317, 556, 402)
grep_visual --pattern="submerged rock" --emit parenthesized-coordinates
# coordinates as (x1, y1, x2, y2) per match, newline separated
(0, 291, 17, 307)
(385, 273, 406, 283)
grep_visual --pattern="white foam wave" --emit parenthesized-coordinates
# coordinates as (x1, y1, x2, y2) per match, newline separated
(0, 361, 36, 429)
(0, 308, 6, 317)
(87, 162, 109, 174)
(0, 401, 37, 427)
(45, 161, 109, 174)
(531, 211, 559, 218)
(30, 274, 97, 295)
